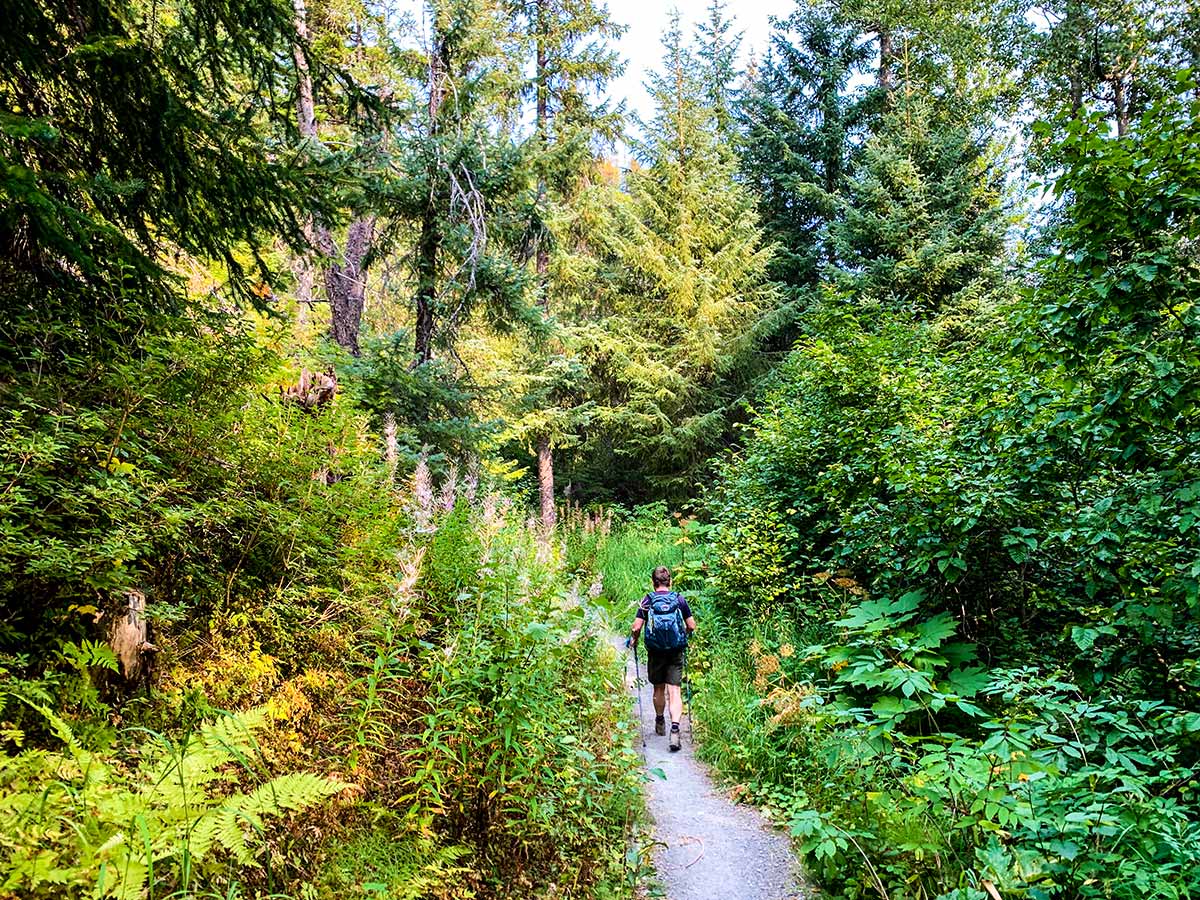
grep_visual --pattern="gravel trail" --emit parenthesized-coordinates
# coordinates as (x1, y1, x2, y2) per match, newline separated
(620, 641, 806, 900)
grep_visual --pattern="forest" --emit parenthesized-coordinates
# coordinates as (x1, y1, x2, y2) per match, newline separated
(2, 0, 1199, 898)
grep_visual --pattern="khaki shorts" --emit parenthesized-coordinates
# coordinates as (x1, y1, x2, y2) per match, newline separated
(646, 648, 684, 686)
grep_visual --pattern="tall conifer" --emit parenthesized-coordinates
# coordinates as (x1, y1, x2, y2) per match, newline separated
(508, 0, 625, 527)
(593, 14, 779, 496)
(737, 7, 874, 296)
(391, 0, 534, 366)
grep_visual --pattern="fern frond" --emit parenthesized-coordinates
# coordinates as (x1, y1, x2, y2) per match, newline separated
(144, 709, 267, 807)
(187, 772, 343, 864)
(199, 709, 267, 763)
(243, 771, 345, 815)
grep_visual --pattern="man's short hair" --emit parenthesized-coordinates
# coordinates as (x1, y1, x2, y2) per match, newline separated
(652, 566, 672, 588)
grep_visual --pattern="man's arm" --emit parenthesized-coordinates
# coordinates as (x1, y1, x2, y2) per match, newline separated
(680, 597, 697, 633)
(627, 602, 646, 646)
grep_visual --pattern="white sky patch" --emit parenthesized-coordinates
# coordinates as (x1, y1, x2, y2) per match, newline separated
(604, 0, 795, 128)
(390, 0, 796, 151)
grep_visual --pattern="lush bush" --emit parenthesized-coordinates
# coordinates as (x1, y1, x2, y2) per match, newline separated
(0, 319, 641, 898)
(695, 97, 1200, 899)
(694, 596, 1200, 899)
(404, 507, 642, 897)
(0, 705, 343, 900)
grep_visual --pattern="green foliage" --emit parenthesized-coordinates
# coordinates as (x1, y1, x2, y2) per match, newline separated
(0, 0, 330, 348)
(319, 829, 473, 900)
(558, 15, 785, 501)
(736, 6, 873, 295)
(404, 512, 641, 895)
(349, 334, 495, 462)
(0, 705, 343, 899)
(0, 316, 405, 680)
(830, 100, 1011, 321)
(593, 507, 706, 620)
(693, 595, 1200, 899)
(7, 1, 1200, 899)
(697, 33, 1200, 900)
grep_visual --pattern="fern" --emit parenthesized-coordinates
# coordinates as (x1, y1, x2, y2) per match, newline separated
(0, 706, 345, 899)
(61, 639, 119, 674)
(144, 708, 267, 810)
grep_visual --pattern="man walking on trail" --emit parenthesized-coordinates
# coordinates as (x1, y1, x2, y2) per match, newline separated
(629, 566, 696, 752)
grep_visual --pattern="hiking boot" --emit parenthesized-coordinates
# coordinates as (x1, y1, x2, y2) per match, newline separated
(655, 715, 666, 736)
(669, 725, 681, 752)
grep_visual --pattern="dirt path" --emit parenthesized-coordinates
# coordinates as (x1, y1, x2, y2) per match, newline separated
(619, 641, 805, 900)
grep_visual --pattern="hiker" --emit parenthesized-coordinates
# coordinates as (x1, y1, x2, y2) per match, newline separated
(628, 565, 696, 752)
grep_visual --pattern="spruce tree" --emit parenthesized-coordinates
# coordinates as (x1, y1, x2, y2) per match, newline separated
(736, 6, 874, 296)
(390, 0, 535, 366)
(1, 0, 324, 355)
(592, 14, 779, 496)
(829, 100, 1008, 321)
(507, 0, 625, 527)
(696, 0, 744, 142)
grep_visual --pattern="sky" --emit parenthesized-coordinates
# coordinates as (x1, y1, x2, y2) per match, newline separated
(603, 0, 795, 126)
(609, 0, 796, 125)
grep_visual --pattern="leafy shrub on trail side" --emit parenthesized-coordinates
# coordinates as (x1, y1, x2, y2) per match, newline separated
(0, 704, 344, 900)
(699, 98, 1200, 899)
(693, 594, 1200, 900)
(405, 513, 641, 897)
(0, 315, 406, 700)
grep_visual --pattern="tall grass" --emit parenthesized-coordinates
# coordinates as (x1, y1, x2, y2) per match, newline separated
(593, 508, 703, 627)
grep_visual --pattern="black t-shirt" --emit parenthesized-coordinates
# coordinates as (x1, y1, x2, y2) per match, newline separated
(635, 590, 692, 622)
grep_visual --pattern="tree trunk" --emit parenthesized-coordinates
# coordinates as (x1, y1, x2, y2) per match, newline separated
(1113, 75, 1128, 135)
(324, 215, 375, 356)
(109, 589, 155, 687)
(535, 0, 550, 294)
(414, 201, 439, 364)
(291, 0, 319, 325)
(533, 0, 554, 528)
(877, 26, 893, 92)
(537, 433, 556, 532)
(292, 0, 374, 356)
(293, 0, 317, 137)
(413, 28, 450, 364)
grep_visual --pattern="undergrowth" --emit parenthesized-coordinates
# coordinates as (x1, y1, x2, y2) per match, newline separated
(1, 334, 643, 899)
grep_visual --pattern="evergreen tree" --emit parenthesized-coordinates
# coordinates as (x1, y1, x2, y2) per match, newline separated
(390, 0, 535, 366)
(508, 0, 625, 528)
(736, 6, 874, 295)
(589, 15, 779, 497)
(696, 0, 744, 141)
(829, 100, 1009, 322)
(1, 0, 324, 360)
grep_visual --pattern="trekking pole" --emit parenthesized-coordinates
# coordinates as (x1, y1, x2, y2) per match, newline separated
(683, 647, 694, 744)
(632, 640, 646, 748)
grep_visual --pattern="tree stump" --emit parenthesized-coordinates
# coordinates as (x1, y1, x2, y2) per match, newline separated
(108, 589, 156, 685)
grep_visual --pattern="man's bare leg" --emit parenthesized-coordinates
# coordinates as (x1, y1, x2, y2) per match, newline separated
(666, 684, 683, 725)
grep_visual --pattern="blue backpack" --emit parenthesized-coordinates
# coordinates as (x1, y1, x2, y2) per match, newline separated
(643, 592, 688, 652)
